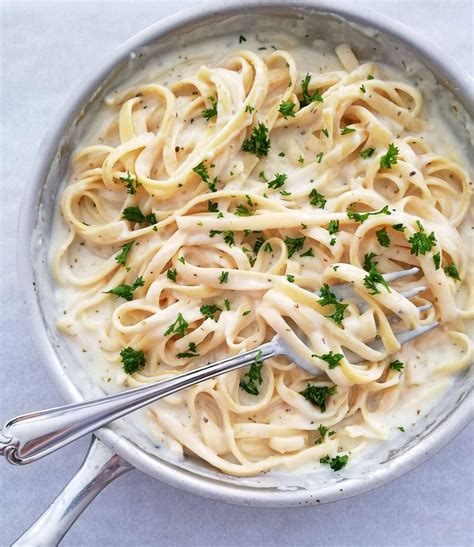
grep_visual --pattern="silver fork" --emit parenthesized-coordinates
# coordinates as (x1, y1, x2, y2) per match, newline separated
(0, 267, 438, 465)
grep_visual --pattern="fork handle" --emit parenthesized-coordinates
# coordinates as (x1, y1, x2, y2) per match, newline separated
(1, 339, 279, 465)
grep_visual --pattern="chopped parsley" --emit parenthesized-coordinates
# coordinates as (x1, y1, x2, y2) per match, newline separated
(176, 342, 200, 359)
(298, 155, 305, 164)
(115, 242, 133, 267)
(122, 206, 156, 226)
(300, 247, 314, 258)
(300, 73, 323, 107)
(309, 188, 327, 209)
(224, 298, 231, 311)
(167, 269, 177, 282)
(315, 424, 336, 444)
(363, 264, 391, 295)
(367, 74, 375, 80)
(200, 304, 221, 320)
(321, 128, 329, 138)
(208, 200, 219, 213)
(279, 100, 296, 119)
(313, 351, 344, 369)
(360, 84, 366, 93)
(242, 122, 271, 158)
(376, 228, 391, 247)
(178, 256, 186, 264)
(202, 96, 218, 121)
(267, 172, 287, 189)
(239, 350, 264, 395)
(398, 426, 405, 432)
(239, 35, 246, 43)
(105, 276, 144, 301)
(286, 274, 295, 283)
(210, 229, 235, 247)
(263, 242, 273, 253)
(219, 271, 229, 284)
(120, 170, 140, 195)
(300, 384, 336, 412)
(284, 236, 306, 258)
(360, 147, 375, 159)
(320, 454, 349, 471)
(193, 161, 217, 192)
(363, 252, 378, 272)
(444, 263, 461, 281)
(315, 152, 324, 163)
(234, 204, 253, 216)
(393, 223, 406, 232)
(433, 252, 441, 270)
(389, 359, 405, 371)
(379, 143, 399, 169)
(164, 313, 189, 337)
(327, 220, 340, 235)
(408, 221, 437, 256)
(340, 126, 356, 134)
(280, 190, 292, 196)
(120, 346, 146, 375)
(245, 104, 255, 113)
(347, 204, 391, 224)
(317, 284, 348, 326)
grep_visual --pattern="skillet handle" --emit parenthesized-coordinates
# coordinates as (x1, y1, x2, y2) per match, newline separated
(12, 436, 133, 547)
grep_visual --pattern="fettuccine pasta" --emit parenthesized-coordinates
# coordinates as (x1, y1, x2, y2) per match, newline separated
(53, 44, 473, 477)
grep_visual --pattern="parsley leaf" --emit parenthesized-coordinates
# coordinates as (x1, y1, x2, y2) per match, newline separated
(300, 247, 314, 257)
(320, 454, 348, 471)
(315, 152, 324, 163)
(167, 269, 177, 282)
(363, 265, 391, 295)
(193, 161, 217, 192)
(408, 221, 437, 256)
(300, 73, 323, 107)
(176, 341, 200, 359)
(389, 359, 404, 371)
(120, 346, 146, 374)
(433, 252, 441, 270)
(376, 228, 391, 247)
(313, 351, 344, 369)
(347, 205, 391, 223)
(239, 35, 246, 43)
(286, 274, 295, 283)
(341, 126, 356, 135)
(164, 313, 189, 337)
(239, 350, 264, 395)
(202, 96, 218, 121)
(279, 100, 296, 119)
(242, 122, 271, 158)
(360, 147, 375, 159)
(106, 276, 144, 301)
(122, 206, 156, 226)
(379, 143, 399, 169)
(300, 384, 336, 412)
(321, 128, 329, 138)
(200, 304, 221, 321)
(245, 104, 255, 113)
(219, 271, 229, 284)
(224, 299, 231, 311)
(267, 172, 287, 189)
(363, 252, 378, 272)
(309, 188, 327, 208)
(120, 171, 140, 195)
(393, 223, 406, 232)
(444, 263, 461, 280)
(284, 236, 305, 258)
(317, 284, 349, 326)
(208, 200, 219, 213)
(234, 204, 253, 216)
(115, 242, 133, 267)
(327, 220, 340, 235)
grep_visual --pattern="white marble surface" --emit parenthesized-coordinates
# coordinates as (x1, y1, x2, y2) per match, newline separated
(1, 1, 473, 545)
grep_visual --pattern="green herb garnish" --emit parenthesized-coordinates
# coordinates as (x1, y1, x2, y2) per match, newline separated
(219, 271, 229, 284)
(300, 384, 336, 412)
(122, 206, 156, 226)
(176, 342, 200, 359)
(408, 221, 436, 256)
(115, 242, 133, 267)
(267, 173, 287, 189)
(317, 284, 348, 326)
(379, 143, 399, 169)
(279, 100, 296, 119)
(164, 313, 189, 337)
(120, 171, 140, 195)
(309, 188, 327, 208)
(105, 276, 144, 301)
(376, 228, 391, 247)
(347, 205, 391, 224)
(320, 454, 348, 471)
(242, 122, 271, 158)
(200, 304, 221, 321)
(284, 236, 306, 258)
(389, 359, 404, 371)
(444, 263, 461, 280)
(360, 147, 375, 159)
(300, 73, 323, 107)
(202, 96, 218, 121)
(239, 350, 264, 395)
(120, 346, 146, 374)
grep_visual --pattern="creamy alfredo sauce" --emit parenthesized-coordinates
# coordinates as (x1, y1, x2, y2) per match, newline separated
(50, 22, 473, 483)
